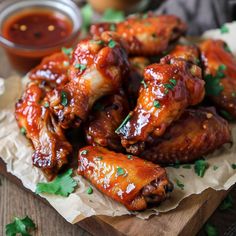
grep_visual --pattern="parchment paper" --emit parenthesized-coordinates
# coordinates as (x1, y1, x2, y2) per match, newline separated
(0, 23, 236, 224)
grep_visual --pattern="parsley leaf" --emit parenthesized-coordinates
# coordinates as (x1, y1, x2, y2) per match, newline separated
(205, 74, 224, 96)
(61, 47, 73, 56)
(220, 110, 235, 121)
(87, 186, 93, 194)
(204, 223, 218, 236)
(101, 8, 125, 23)
(20, 127, 26, 135)
(6, 216, 36, 236)
(220, 194, 233, 210)
(141, 80, 147, 88)
(61, 91, 68, 106)
(220, 24, 229, 34)
(213, 165, 218, 171)
(194, 159, 208, 177)
(115, 113, 132, 134)
(81, 4, 93, 30)
(153, 100, 161, 108)
(231, 164, 236, 169)
(36, 169, 77, 197)
(75, 63, 87, 72)
(117, 167, 125, 176)
(108, 39, 117, 48)
(182, 164, 191, 169)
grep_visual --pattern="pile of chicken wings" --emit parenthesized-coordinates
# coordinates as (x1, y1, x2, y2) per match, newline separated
(15, 13, 234, 211)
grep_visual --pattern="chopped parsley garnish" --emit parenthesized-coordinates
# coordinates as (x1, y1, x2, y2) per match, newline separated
(61, 91, 68, 106)
(175, 179, 184, 190)
(80, 150, 88, 155)
(44, 102, 49, 108)
(63, 61, 69, 67)
(213, 165, 218, 171)
(61, 47, 73, 56)
(232, 92, 236, 97)
(115, 113, 132, 134)
(204, 223, 218, 236)
(36, 169, 77, 197)
(205, 64, 226, 96)
(108, 39, 117, 48)
(224, 44, 232, 53)
(153, 100, 161, 108)
(110, 24, 116, 31)
(220, 194, 233, 210)
(231, 164, 236, 169)
(91, 40, 104, 45)
(164, 78, 177, 94)
(20, 127, 26, 135)
(182, 164, 191, 169)
(6, 216, 36, 236)
(75, 63, 87, 72)
(127, 155, 133, 159)
(194, 159, 208, 177)
(87, 186, 93, 195)
(117, 167, 125, 176)
(220, 24, 229, 34)
(220, 110, 235, 121)
(141, 80, 147, 89)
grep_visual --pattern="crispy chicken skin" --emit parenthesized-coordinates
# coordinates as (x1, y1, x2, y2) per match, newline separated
(141, 108, 231, 164)
(29, 52, 70, 86)
(15, 82, 72, 180)
(85, 93, 129, 151)
(78, 146, 173, 211)
(200, 39, 236, 118)
(48, 32, 130, 129)
(90, 15, 187, 56)
(117, 54, 205, 155)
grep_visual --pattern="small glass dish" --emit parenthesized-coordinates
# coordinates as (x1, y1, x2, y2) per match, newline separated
(0, 0, 82, 73)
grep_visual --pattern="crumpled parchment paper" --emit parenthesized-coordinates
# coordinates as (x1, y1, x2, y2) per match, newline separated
(0, 23, 236, 224)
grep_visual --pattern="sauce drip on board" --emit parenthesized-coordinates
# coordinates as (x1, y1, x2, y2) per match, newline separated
(2, 9, 73, 47)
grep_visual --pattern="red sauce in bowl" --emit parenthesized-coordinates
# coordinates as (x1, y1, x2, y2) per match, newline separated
(2, 10, 73, 47)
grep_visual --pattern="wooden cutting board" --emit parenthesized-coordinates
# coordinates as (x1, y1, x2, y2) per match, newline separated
(0, 158, 229, 236)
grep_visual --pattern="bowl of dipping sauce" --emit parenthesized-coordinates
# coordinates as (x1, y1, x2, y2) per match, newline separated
(0, 0, 82, 73)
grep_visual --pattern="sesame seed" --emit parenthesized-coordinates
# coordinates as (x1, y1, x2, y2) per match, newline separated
(206, 113, 213, 119)
(229, 103, 234, 107)
(20, 25, 27, 31)
(48, 25, 55, 31)
(203, 124, 207, 129)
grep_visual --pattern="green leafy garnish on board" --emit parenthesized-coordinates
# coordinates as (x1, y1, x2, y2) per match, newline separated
(220, 194, 233, 210)
(182, 164, 191, 169)
(115, 113, 132, 134)
(194, 159, 208, 177)
(231, 164, 236, 169)
(20, 127, 26, 135)
(204, 223, 218, 236)
(220, 110, 235, 121)
(81, 4, 93, 30)
(87, 186, 93, 195)
(6, 216, 36, 236)
(220, 24, 229, 34)
(175, 179, 184, 190)
(80, 150, 88, 155)
(43, 102, 49, 108)
(61, 91, 68, 106)
(100, 8, 125, 23)
(36, 169, 77, 197)
(141, 80, 147, 88)
(213, 165, 218, 171)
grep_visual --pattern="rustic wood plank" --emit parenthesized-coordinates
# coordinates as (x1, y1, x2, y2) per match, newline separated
(0, 158, 229, 236)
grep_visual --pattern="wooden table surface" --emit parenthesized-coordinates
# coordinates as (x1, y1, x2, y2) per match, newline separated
(0, 21, 236, 236)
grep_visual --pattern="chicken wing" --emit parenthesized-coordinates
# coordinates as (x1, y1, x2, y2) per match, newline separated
(78, 146, 173, 211)
(116, 52, 205, 155)
(29, 52, 70, 87)
(48, 32, 130, 129)
(15, 82, 72, 180)
(85, 92, 129, 151)
(141, 107, 231, 164)
(200, 39, 236, 119)
(90, 15, 187, 56)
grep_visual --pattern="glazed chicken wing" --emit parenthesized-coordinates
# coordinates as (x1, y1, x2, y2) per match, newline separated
(48, 32, 130, 129)
(15, 82, 72, 180)
(200, 39, 236, 119)
(78, 146, 173, 211)
(85, 93, 129, 151)
(141, 107, 231, 164)
(90, 15, 187, 56)
(29, 52, 70, 86)
(116, 47, 205, 155)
